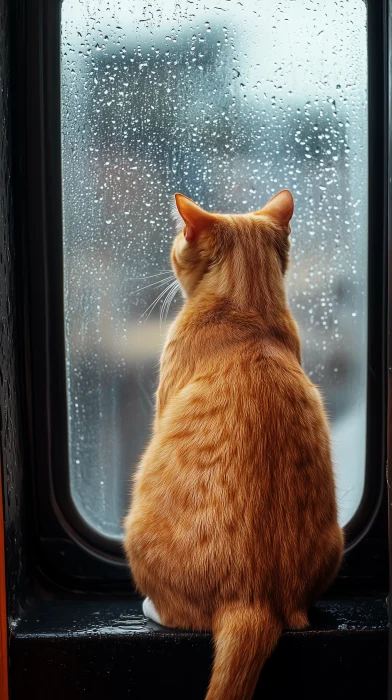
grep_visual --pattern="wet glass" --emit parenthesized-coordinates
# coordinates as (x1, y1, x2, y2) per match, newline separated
(61, 0, 368, 540)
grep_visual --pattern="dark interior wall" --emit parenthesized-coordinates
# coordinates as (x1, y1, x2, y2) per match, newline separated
(0, 0, 28, 622)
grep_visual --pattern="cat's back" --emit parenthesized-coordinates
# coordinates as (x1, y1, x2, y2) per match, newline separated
(160, 327, 329, 463)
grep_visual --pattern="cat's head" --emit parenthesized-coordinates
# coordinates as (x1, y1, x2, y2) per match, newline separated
(171, 190, 294, 303)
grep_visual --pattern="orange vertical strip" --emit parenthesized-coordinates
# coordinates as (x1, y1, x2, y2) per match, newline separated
(0, 462, 8, 700)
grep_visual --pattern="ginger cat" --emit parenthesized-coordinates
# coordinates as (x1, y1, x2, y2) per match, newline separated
(124, 189, 344, 700)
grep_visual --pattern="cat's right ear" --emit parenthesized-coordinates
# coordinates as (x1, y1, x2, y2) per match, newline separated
(256, 189, 294, 231)
(174, 194, 215, 242)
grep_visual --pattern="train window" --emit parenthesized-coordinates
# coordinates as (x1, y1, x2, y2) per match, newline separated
(61, 0, 368, 542)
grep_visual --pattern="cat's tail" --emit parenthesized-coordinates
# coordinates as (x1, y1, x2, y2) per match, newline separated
(205, 603, 282, 700)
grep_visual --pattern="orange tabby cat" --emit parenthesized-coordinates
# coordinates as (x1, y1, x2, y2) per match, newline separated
(124, 189, 344, 700)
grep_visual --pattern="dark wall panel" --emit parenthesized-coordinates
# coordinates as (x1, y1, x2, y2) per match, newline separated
(0, 0, 28, 622)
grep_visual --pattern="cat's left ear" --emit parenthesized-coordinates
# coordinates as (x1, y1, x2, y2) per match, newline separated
(174, 193, 215, 242)
(256, 189, 294, 231)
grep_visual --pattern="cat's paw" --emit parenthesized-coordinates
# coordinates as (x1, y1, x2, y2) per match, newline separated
(286, 610, 310, 630)
(142, 597, 163, 625)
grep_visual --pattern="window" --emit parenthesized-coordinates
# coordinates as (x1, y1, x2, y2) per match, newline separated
(61, 0, 368, 543)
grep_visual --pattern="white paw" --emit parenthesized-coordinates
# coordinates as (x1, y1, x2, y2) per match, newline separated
(142, 597, 163, 625)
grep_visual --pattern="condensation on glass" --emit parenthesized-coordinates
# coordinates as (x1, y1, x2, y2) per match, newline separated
(61, 0, 368, 540)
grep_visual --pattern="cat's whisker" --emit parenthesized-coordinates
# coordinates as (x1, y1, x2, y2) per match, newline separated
(143, 281, 178, 324)
(168, 283, 180, 318)
(159, 287, 171, 327)
(138, 280, 178, 323)
(129, 270, 173, 281)
(163, 282, 180, 325)
(160, 286, 175, 325)
(129, 275, 174, 296)
(160, 280, 178, 326)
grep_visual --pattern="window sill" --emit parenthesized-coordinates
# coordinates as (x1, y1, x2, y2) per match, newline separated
(9, 597, 388, 699)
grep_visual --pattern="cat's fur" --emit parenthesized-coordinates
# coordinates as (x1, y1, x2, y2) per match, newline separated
(124, 190, 344, 700)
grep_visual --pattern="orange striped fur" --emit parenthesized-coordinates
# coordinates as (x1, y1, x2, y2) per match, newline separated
(124, 190, 343, 700)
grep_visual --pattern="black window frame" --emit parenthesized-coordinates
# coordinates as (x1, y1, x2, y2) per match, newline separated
(14, 0, 388, 594)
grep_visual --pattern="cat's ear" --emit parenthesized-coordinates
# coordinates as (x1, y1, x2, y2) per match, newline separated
(174, 193, 214, 242)
(256, 189, 294, 230)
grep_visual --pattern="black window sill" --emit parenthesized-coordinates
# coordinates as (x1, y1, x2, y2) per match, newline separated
(9, 597, 388, 700)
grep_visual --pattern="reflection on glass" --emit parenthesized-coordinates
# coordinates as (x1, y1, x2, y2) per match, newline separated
(61, 0, 368, 539)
